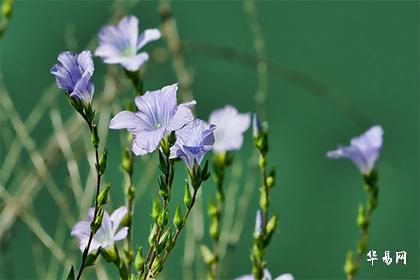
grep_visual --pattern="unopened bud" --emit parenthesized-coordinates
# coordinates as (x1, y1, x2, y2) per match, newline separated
(173, 205, 183, 229)
(151, 199, 161, 222)
(134, 247, 144, 271)
(97, 184, 111, 206)
(91, 124, 100, 148)
(184, 183, 193, 209)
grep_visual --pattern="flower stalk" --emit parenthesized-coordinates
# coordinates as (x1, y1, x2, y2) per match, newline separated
(345, 171, 379, 280)
(251, 114, 277, 280)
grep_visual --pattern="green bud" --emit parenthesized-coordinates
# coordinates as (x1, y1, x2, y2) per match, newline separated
(207, 198, 218, 217)
(158, 229, 171, 252)
(148, 224, 158, 246)
(97, 184, 111, 206)
(173, 205, 183, 229)
(152, 254, 163, 275)
(344, 251, 357, 276)
(357, 204, 368, 229)
(91, 124, 100, 148)
(209, 217, 220, 241)
(158, 176, 168, 200)
(121, 149, 133, 175)
(184, 183, 193, 209)
(259, 187, 268, 210)
(165, 231, 174, 251)
(134, 247, 144, 271)
(98, 148, 108, 175)
(151, 199, 161, 221)
(157, 209, 168, 228)
(264, 215, 277, 245)
(91, 209, 104, 232)
(258, 155, 266, 170)
(200, 245, 217, 265)
(126, 185, 135, 201)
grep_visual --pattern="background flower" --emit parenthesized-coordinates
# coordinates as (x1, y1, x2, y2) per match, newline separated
(209, 105, 250, 152)
(50, 50, 94, 104)
(327, 125, 384, 174)
(71, 207, 128, 253)
(95, 15, 161, 71)
(109, 83, 196, 156)
(170, 119, 216, 169)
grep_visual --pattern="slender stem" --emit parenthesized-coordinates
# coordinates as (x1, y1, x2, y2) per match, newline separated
(76, 138, 102, 280)
(162, 189, 198, 265)
(261, 165, 269, 227)
(124, 167, 134, 270)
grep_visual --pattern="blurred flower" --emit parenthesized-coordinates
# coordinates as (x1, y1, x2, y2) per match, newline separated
(252, 113, 262, 139)
(71, 207, 128, 253)
(235, 269, 294, 280)
(254, 209, 263, 236)
(209, 105, 250, 152)
(170, 119, 216, 169)
(95, 15, 161, 71)
(109, 83, 195, 156)
(50, 50, 94, 105)
(327, 125, 384, 174)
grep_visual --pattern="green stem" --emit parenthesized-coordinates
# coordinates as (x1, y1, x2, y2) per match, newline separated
(76, 122, 103, 280)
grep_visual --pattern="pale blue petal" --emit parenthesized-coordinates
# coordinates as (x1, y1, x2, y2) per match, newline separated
(117, 15, 139, 51)
(109, 111, 149, 133)
(167, 100, 196, 131)
(137, 28, 161, 50)
(274, 274, 294, 280)
(131, 129, 165, 156)
(113, 227, 128, 241)
(110, 206, 128, 233)
(119, 52, 149, 71)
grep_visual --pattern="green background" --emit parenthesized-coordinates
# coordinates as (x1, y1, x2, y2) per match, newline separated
(0, 0, 418, 279)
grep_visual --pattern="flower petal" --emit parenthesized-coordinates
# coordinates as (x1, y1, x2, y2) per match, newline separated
(137, 28, 161, 50)
(118, 15, 139, 50)
(131, 129, 165, 156)
(167, 100, 196, 131)
(110, 206, 128, 232)
(119, 52, 149, 71)
(69, 71, 94, 104)
(274, 274, 294, 280)
(113, 227, 129, 241)
(134, 83, 178, 127)
(109, 111, 149, 133)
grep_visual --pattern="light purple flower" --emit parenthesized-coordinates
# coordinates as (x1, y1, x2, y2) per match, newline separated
(235, 270, 294, 280)
(109, 83, 196, 156)
(327, 125, 384, 174)
(95, 15, 161, 71)
(170, 119, 216, 169)
(255, 209, 263, 236)
(209, 105, 250, 152)
(71, 207, 128, 253)
(50, 50, 94, 105)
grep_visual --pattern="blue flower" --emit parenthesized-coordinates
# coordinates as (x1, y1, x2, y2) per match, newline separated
(235, 270, 294, 280)
(95, 15, 161, 71)
(50, 50, 94, 105)
(71, 207, 128, 253)
(170, 119, 216, 170)
(109, 83, 195, 156)
(327, 125, 384, 174)
(209, 105, 250, 152)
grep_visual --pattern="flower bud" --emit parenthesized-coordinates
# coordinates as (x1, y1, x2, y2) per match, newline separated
(121, 149, 133, 175)
(357, 204, 368, 229)
(151, 199, 161, 222)
(173, 205, 183, 229)
(209, 217, 220, 241)
(252, 113, 262, 139)
(344, 251, 357, 276)
(134, 247, 144, 271)
(259, 187, 268, 210)
(96, 184, 111, 206)
(184, 183, 193, 209)
(90, 209, 104, 232)
(200, 245, 217, 265)
(98, 148, 108, 175)
(157, 209, 168, 228)
(91, 124, 100, 148)
(148, 224, 158, 246)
